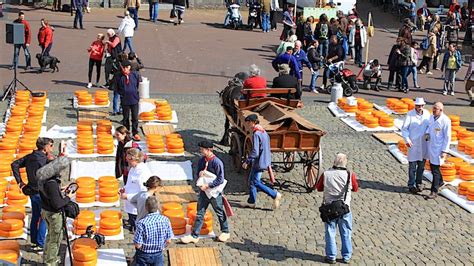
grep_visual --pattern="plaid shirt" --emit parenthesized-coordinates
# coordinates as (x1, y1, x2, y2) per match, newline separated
(133, 212, 174, 253)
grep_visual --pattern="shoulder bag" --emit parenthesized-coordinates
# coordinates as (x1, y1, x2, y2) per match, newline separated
(319, 171, 351, 223)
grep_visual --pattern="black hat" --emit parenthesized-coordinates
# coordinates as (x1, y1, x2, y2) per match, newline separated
(245, 114, 258, 122)
(198, 140, 213, 149)
(121, 60, 131, 67)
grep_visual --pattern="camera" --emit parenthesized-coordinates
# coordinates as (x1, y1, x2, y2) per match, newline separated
(80, 225, 106, 247)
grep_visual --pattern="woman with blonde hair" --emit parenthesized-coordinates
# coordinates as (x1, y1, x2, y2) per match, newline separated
(131, 175, 162, 222)
(86, 33, 105, 88)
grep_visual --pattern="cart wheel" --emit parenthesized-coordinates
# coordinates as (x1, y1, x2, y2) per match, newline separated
(303, 148, 322, 192)
(283, 152, 295, 172)
(229, 132, 243, 173)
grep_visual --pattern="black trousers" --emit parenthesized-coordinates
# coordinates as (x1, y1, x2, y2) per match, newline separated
(270, 10, 277, 30)
(387, 69, 401, 89)
(417, 56, 432, 72)
(122, 104, 139, 135)
(430, 163, 443, 193)
(88, 58, 101, 83)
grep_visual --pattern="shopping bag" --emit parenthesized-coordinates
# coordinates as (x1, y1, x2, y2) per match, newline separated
(222, 196, 234, 217)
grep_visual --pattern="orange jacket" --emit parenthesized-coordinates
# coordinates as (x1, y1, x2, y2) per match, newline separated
(38, 26, 53, 48)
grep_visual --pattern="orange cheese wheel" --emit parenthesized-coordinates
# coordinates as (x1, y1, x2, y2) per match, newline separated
(460, 166, 474, 175)
(440, 163, 455, 169)
(148, 142, 165, 149)
(3, 205, 25, 214)
(98, 227, 121, 236)
(72, 259, 98, 266)
(163, 209, 185, 219)
(442, 175, 456, 182)
(99, 176, 116, 183)
(166, 142, 184, 149)
(460, 174, 474, 181)
(199, 228, 211, 235)
(0, 240, 20, 253)
(168, 148, 185, 154)
(99, 195, 119, 203)
(73, 238, 98, 251)
(78, 149, 95, 154)
(98, 188, 117, 197)
(98, 182, 119, 190)
(97, 149, 114, 155)
(7, 190, 27, 200)
(365, 123, 379, 128)
(73, 247, 97, 262)
(76, 188, 96, 198)
(0, 219, 24, 231)
(0, 142, 18, 150)
(148, 148, 165, 154)
(0, 228, 23, 238)
(189, 217, 213, 228)
(379, 122, 394, 128)
(0, 250, 19, 263)
(95, 100, 109, 106)
(100, 218, 121, 229)
(75, 196, 96, 203)
(100, 210, 122, 220)
(154, 99, 169, 106)
(73, 219, 96, 230)
(77, 210, 96, 220)
(158, 115, 173, 121)
(168, 217, 186, 229)
(162, 202, 183, 212)
(173, 228, 186, 235)
(6, 198, 28, 206)
(186, 202, 197, 213)
(187, 210, 212, 221)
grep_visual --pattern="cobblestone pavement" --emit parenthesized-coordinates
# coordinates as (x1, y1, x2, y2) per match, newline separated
(3, 93, 473, 265)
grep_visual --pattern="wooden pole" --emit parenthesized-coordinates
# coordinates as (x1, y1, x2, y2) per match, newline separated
(364, 12, 372, 65)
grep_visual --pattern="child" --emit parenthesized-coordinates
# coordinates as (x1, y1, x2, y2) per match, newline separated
(130, 176, 162, 222)
(441, 43, 462, 96)
(406, 41, 420, 89)
(362, 59, 382, 91)
(86, 33, 105, 89)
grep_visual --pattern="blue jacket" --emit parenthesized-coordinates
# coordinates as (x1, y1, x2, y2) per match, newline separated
(197, 155, 224, 188)
(272, 53, 302, 80)
(73, 0, 86, 9)
(116, 71, 141, 105)
(441, 50, 462, 71)
(246, 129, 271, 170)
(293, 49, 312, 72)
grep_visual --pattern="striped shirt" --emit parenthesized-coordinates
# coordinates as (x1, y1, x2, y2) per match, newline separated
(134, 212, 174, 253)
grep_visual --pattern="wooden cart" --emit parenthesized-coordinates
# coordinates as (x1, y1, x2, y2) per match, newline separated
(221, 88, 326, 191)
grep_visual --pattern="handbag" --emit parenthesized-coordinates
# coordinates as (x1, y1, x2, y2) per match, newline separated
(63, 201, 80, 219)
(21, 184, 37, 196)
(222, 196, 234, 217)
(319, 171, 351, 223)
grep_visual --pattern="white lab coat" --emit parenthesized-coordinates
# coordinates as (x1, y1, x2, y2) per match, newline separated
(401, 109, 430, 162)
(425, 113, 451, 165)
(118, 16, 135, 38)
(124, 162, 151, 214)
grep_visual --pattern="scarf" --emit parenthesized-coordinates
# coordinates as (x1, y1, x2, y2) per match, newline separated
(205, 153, 216, 162)
(253, 124, 265, 133)
(122, 69, 130, 85)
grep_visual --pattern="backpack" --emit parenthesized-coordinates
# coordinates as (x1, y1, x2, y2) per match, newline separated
(420, 37, 429, 50)
(320, 23, 329, 40)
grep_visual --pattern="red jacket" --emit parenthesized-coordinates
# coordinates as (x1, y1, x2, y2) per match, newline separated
(14, 19, 31, 45)
(243, 76, 267, 98)
(38, 26, 53, 48)
(88, 40, 105, 61)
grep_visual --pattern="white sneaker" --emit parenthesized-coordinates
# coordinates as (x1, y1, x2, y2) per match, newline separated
(242, 202, 256, 208)
(426, 71, 433, 75)
(218, 232, 230, 242)
(87, 83, 92, 89)
(419, 69, 424, 74)
(442, 91, 447, 96)
(273, 192, 282, 209)
(450, 91, 454, 96)
(311, 89, 319, 94)
(180, 235, 199, 244)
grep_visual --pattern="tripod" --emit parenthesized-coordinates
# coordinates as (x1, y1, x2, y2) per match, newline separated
(2, 65, 30, 101)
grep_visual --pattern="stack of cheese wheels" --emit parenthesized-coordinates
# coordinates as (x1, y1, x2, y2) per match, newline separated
(457, 139, 470, 153)
(0, 240, 20, 264)
(363, 115, 379, 128)
(97, 120, 112, 134)
(378, 115, 394, 128)
(139, 110, 156, 121)
(451, 130, 458, 142)
(73, 237, 98, 251)
(18, 135, 37, 155)
(0, 217, 24, 238)
(6, 190, 28, 206)
(77, 121, 94, 154)
(15, 90, 30, 104)
(0, 137, 18, 159)
(355, 111, 369, 123)
(97, 132, 114, 155)
(3, 205, 25, 216)
(76, 177, 96, 203)
(392, 101, 409, 114)
(31, 91, 47, 106)
(94, 90, 109, 106)
(398, 140, 408, 155)
(73, 247, 98, 265)
(458, 182, 474, 196)
(0, 179, 8, 204)
(155, 100, 173, 121)
(342, 101, 357, 113)
(446, 157, 469, 175)
(98, 176, 119, 203)
(162, 202, 186, 235)
(357, 98, 373, 112)
(400, 98, 415, 110)
(459, 165, 474, 181)
(73, 210, 96, 235)
(467, 187, 474, 201)
(458, 130, 474, 142)
(76, 90, 93, 106)
(146, 134, 165, 153)
(386, 98, 399, 110)
(166, 133, 184, 154)
(464, 142, 474, 157)
(187, 202, 197, 214)
(0, 160, 12, 179)
(188, 209, 213, 235)
(99, 210, 122, 236)
(440, 163, 456, 182)
(337, 98, 346, 109)
(1, 211, 25, 221)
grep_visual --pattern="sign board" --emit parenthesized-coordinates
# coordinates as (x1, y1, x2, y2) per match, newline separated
(303, 7, 338, 21)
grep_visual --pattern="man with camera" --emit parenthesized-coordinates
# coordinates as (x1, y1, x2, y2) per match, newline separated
(10, 11, 32, 70)
(316, 153, 359, 264)
(11, 137, 55, 253)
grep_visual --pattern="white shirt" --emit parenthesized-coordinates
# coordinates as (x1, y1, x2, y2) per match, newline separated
(118, 16, 136, 38)
(425, 113, 451, 165)
(401, 109, 430, 162)
(124, 162, 151, 214)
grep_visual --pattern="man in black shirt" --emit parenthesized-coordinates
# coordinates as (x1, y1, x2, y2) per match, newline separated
(11, 137, 54, 252)
(272, 64, 301, 99)
(323, 35, 345, 89)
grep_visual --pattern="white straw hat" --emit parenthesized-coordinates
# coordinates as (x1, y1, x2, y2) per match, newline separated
(414, 97, 426, 105)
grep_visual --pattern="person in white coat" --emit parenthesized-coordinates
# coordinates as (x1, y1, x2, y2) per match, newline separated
(401, 97, 430, 193)
(348, 19, 367, 67)
(119, 148, 152, 231)
(424, 102, 451, 199)
(118, 10, 136, 53)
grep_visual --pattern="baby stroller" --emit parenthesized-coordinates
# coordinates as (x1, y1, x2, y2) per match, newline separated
(324, 61, 359, 97)
(226, 4, 243, 30)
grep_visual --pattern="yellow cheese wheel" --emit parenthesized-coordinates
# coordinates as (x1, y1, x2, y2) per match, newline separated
(73, 238, 98, 251)
(76, 188, 96, 198)
(75, 196, 96, 203)
(7, 190, 27, 200)
(73, 247, 97, 262)
(0, 219, 24, 231)
(6, 198, 28, 206)
(98, 195, 119, 203)
(3, 205, 25, 214)
(98, 227, 121, 236)
(77, 210, 96, 220)
(0, 250, 19, 264)
(100, 210, 122, 220)
(98, 188, 118, 197)
(0, 240, 20, 254)
(99, 218, 121, 229)
(162, 202, 183, 212)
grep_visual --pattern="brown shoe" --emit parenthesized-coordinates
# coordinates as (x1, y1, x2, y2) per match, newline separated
(426, 192, 437, 199)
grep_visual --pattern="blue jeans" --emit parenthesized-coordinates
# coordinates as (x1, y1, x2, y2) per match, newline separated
(113, 91, 121, 113)
(430, 163, 443, 193)
(74, 7, 83, 29)
(128, 7, 139, 29)
(123, 37, 135, 53)
(134, 249, 163, 266)
(401, 66, 410, 90)
(30, 194, 47, 247)
(319, 39, 329, 58)
(13, 44, 31, 68)
(247, 168, 277, 204)
(150, 2, 159, 22)
(325, 212, 352, 261)
(354, 45, 362, 65)
(408, 160, 425, 188)
(41, 43, 53, 57)
(192, 191, 229, 238)
(406, 66, 418, 87)
(261, 12, 270, 32)
(310, 69, 319, 90)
